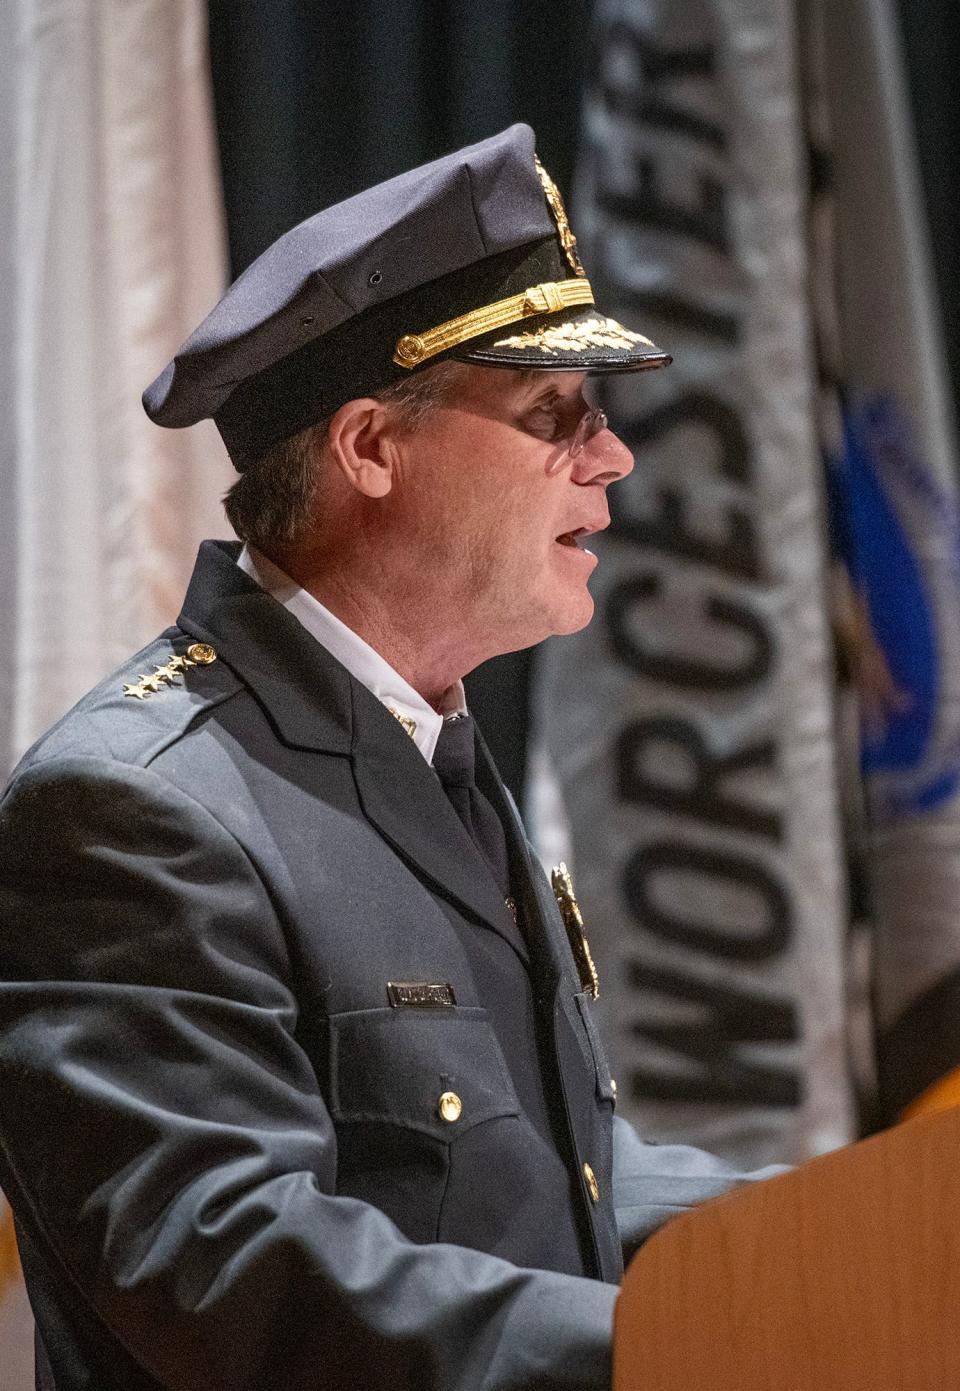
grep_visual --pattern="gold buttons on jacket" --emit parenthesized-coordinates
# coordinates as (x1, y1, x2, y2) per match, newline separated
(583, 1162, 600, 1203)
(186, 642, 217, 666)
(438, 1091, 462, 1123)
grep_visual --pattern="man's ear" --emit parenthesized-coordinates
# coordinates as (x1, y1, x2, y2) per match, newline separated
(326, 397, 397, 499)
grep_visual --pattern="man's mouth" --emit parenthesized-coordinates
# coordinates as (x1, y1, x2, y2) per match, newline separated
(555, 526, 597, 552)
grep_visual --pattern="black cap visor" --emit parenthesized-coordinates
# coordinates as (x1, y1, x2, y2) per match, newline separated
(454, 301, 671, 374)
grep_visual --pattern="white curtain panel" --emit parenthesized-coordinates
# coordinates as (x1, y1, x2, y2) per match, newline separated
(0, 0, 232, 780)
(0, 3, 230, 1381)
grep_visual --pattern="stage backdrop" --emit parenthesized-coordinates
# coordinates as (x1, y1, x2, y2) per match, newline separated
(0, 2, 229, 1383)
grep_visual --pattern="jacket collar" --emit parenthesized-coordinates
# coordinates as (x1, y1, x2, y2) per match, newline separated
(178, 541, 527, 955)
(178, 539, 354, 754)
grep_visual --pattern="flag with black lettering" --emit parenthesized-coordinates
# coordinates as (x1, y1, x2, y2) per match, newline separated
(814, 0, 960, 1126)
(533, 0, 853, 1165)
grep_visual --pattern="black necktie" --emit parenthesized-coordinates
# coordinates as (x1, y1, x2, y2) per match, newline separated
(432, 715, 512, 899)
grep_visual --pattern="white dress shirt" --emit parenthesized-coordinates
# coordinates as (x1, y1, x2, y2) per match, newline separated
(237, 544, 466, 765)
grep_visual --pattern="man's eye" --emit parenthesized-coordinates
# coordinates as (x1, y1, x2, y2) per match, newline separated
(525, 406, 563, 439)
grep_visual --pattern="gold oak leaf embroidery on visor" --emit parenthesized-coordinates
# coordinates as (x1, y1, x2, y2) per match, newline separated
(494, 315, 654, 356)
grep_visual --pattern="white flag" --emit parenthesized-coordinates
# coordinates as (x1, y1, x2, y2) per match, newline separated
(534, 0, 852, 1166)
(817, 0, 960, 1123)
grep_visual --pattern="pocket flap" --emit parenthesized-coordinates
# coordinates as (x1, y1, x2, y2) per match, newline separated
(328, 1006, 521, 1138)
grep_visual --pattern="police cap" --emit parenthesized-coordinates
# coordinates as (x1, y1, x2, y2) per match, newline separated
(143, 124, 669, 471)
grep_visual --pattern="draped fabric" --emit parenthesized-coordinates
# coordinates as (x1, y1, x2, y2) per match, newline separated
(534, 0, 853, 1167)
(0, 3, 229, 1381)
(815, 0, 960, 1126)
(897, 0, 960, 436)
(0, 0, 231, 780)
(207, 0, 591, 276)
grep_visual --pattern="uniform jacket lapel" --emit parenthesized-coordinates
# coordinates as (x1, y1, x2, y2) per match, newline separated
(350, 703, 528, 962)
(474, 729, 575, 991)
(178, 541, 527, 960)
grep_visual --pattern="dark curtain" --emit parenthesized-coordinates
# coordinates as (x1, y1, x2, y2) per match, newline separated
(896, 1, 960, 449)
(207, 0, 593, 794)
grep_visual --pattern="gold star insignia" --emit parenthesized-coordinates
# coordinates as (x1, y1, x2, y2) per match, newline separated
(121, 645, 218, 700)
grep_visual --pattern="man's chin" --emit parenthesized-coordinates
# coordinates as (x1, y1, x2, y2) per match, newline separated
(485, 582, 595, 655)
(550, 590, 595, 637)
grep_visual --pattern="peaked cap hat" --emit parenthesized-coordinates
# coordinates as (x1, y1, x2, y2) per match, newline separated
(143, 124, 669, 470)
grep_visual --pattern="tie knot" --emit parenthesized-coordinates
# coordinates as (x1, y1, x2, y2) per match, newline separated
(432, 714, 475, 789)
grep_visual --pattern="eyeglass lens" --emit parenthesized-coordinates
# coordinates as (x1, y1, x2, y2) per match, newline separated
(569, 407, 608, 457)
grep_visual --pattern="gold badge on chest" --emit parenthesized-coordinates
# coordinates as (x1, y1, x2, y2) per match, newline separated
(551, 862, 599, 999)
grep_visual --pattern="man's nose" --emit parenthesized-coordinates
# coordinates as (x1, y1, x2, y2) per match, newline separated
(570, 424, 634, 485)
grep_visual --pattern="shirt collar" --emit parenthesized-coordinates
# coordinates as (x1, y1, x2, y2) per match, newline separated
(237, 545, 466, 764)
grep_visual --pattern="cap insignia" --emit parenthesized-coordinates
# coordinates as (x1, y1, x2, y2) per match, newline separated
(122, 643, 217, 700)
(494, 315, 654, 356)
(535, 156, 586, 278)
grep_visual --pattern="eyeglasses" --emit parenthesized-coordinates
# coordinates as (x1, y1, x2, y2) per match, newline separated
(569, 406, 608, 457)
(428, 385, 609, 463)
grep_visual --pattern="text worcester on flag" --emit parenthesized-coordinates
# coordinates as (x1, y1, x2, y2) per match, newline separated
(534, 0, 851, 1167)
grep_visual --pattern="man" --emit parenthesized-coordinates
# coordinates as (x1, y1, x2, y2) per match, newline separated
(0, 125, 775, 1391)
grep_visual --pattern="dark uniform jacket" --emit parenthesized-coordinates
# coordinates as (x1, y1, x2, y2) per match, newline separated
(0, 541, 769, 1391)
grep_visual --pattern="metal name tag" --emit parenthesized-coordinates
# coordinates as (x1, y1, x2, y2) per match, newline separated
(387, 981, 457, 1010)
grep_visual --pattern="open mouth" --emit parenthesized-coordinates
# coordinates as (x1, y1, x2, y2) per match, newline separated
(556, 528, 587, 548)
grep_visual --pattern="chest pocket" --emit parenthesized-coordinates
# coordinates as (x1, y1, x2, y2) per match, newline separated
(328, 1006, 520, 1138)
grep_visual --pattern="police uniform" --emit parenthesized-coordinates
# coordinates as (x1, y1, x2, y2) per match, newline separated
(0, 125, 776, 1391)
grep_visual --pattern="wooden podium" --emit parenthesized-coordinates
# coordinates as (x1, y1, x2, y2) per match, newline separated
(614, 1108, 960, 1390)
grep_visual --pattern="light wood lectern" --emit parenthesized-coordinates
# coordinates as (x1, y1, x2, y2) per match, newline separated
(614, 1108, 960, 1390)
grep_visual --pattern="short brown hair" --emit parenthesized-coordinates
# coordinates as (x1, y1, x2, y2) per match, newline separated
(222, 360, 464, 552)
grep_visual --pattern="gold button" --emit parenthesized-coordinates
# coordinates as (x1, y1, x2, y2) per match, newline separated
(394, 334, 426, 367)
(438, 1091, 462, 1123)
(186, 642, 217, 666)
(583, 1162, 600, 1203)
